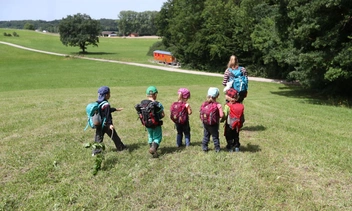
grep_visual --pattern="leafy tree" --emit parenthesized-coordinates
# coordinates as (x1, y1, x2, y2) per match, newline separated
(24, 22, 35, 30)
(58, 13, 101, 53)
(159, 0, 207, 70)
(99, 18, 118, 31)
(276, 0, 352, 94)
(155, 0, 174, 46)
(136, 11, 159, 35)
(117, 11, 138, 36)
(117, 11, 158, 36)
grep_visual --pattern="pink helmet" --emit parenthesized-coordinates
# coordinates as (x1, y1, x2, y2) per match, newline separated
(178, 88, 191, 99)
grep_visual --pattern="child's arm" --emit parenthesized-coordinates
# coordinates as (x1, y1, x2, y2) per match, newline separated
(110, 107, 123, 112)
(222, 69, 230, 86)
(155, 101, 165, 119)
(186, 103, 192, 115)
(217, 104, 224, 119)
(221, 104, 229, 122)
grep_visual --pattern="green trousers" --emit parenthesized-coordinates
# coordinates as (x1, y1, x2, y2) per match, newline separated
(146, 126, 162, 145)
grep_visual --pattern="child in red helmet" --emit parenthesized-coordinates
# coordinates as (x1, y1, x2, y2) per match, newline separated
(222, 88, 245, 152)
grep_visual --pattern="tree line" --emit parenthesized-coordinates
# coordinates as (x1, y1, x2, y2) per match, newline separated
(0, 19, 118, 34)
(0, 10, 158, 36)
(155, 0, 352, 96)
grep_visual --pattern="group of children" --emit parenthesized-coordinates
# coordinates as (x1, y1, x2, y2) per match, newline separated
(91, 84, 245, 158)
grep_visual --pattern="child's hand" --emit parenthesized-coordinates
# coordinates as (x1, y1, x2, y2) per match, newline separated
(116, 108, 123, 111)
(109, 125, 114, 130)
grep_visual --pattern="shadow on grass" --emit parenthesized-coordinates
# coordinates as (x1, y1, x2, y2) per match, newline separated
(102, 156, 118, 171)
(101, 142, 145, 171)
(270, 85, 351, 108)
(160, 146, 184, 155)
(111, 142, 145, 153)
(71, 52, 117, 56)
(240, 143, 261, 153)
(242, 124, 266, 131)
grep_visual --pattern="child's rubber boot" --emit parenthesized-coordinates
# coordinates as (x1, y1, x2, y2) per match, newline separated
(149, 142, 159, 158)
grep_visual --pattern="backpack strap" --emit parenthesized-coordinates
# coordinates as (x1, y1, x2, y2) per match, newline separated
(84, 122, 89, 131)
(98, 101, 108, 127)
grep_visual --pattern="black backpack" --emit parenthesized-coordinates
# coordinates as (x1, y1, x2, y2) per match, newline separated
(135, 100, 161, 128)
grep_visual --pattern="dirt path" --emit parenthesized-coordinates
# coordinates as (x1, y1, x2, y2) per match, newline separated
(1, 41, 288, 84)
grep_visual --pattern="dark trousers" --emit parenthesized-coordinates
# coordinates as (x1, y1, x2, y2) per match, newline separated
(224, 124, 240, 149)
(175, 121, 191, 147)
(202, 123, 220, 151)
(238, 91, 247, 103)
(93, 126, 126, 154)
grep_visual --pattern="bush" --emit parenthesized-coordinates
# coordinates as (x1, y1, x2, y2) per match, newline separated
(3, 32, 12, 36)
(146, 41, 167, 56)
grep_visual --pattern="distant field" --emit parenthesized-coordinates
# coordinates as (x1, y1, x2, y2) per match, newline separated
(0, 29, 351, 210)
(0, 28, 159, 64)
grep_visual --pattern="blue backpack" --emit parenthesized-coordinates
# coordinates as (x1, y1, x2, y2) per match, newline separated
(84, 101, 107, 130)
(229, 67, 248, 92)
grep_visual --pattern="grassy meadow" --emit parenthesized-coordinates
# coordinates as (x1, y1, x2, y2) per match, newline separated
(0, 28, 159, 64)
(0, 29, 352, 211)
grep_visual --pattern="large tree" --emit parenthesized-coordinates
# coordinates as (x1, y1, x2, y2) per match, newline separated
(59, 13, 101, 53)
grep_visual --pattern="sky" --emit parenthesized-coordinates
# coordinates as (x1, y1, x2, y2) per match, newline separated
(0, 0, 167, 21)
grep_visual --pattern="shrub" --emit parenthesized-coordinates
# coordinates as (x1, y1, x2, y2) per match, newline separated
(146, 41, 166, 56)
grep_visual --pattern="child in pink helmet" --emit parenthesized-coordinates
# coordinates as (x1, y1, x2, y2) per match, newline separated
(170, 88, 192, 147)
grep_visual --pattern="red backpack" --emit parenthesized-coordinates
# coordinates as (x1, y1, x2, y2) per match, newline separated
(226, 102, 244, 131)
(170, 102, 188, 124)
(200, 101, 219, 125)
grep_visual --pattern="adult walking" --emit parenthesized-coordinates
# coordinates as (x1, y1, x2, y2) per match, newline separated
(222, 55, 248, 103)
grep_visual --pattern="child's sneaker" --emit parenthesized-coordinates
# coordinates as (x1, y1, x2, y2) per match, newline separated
(234, 147, 240, 152)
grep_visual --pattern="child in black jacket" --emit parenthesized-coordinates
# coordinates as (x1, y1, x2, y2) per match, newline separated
(92, 86, 127, 156)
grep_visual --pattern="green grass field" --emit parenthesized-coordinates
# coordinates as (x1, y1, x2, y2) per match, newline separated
(0, 29, 351, 210)
(0, 28, 159, 64)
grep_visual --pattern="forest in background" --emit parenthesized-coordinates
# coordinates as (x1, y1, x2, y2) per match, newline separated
(0, 10, 159, 36)
(0, 19, 117, 33)
(153, 0, 352, 96)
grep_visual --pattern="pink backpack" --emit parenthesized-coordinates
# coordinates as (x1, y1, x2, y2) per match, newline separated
(170, 102, 188, 124)
(200, 101, 219, 125)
